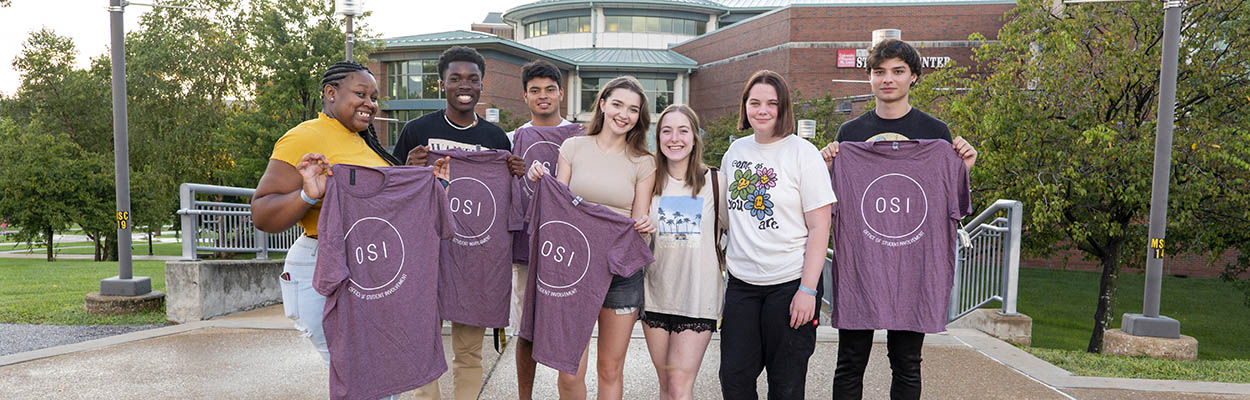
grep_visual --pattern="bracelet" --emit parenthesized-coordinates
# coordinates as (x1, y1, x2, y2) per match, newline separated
(797, 284, 818, 297)
(300, 189, 320, 205)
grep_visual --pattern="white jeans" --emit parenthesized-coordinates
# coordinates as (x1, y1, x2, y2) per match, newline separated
(279, 235, 330, 365)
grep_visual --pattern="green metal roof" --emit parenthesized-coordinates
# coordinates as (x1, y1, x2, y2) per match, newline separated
(505, 0, 727, 22)
(376, 32, 695, 71)
(547, 48, 697, 69)
(714, 0, 1013, 7)
(379, 30, 496, 46)
(376, 30, 577, 66)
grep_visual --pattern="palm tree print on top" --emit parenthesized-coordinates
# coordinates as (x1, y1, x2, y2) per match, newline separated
(656, 195, 703, 248)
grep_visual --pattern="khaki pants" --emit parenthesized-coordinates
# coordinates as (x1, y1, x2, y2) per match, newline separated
(413, 322, 484, 400)
(510, 263, 528, 333)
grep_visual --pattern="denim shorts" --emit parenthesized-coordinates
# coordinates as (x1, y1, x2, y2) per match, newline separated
(603, 270, 644, 309)
(278, 235, 330, 365)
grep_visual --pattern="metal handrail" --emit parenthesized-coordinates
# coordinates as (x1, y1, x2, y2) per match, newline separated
(177, 183, 302, 260)
(821, 199, 1023, 323)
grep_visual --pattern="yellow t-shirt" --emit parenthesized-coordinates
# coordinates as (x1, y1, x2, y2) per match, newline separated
(270, 112, 388, 237)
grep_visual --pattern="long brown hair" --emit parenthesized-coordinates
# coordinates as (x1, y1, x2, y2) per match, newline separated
(737, 70, 795, 138)
(653, 104, 708, 198)
(587, 76, 652, 159)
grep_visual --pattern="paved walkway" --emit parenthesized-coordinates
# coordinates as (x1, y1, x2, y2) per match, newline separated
(1, 306, 1247, 399)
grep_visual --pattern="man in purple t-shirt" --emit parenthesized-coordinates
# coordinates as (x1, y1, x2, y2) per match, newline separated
(315, 164, 454, 400)
(519, 175, 654, 376)
(508, 124, 584, 265)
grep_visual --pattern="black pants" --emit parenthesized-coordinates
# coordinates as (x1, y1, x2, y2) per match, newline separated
(719, 273, 822, 400)
(832, 329, 925, 400)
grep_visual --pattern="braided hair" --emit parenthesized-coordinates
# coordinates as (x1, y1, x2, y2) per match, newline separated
(321, 61, 402, 166)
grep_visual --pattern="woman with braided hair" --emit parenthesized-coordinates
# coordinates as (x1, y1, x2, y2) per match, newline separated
(251, 61, 445, 398)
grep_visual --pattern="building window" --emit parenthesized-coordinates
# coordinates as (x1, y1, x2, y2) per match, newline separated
(580, 77, 675, 116)
(383, 109, 430, 147)
(605, 16, 705, 35)
(525, 16, 591, 39)
(386, 60, 440, 100)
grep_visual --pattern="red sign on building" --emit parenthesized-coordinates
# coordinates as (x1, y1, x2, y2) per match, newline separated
(837, 49, 857, 68)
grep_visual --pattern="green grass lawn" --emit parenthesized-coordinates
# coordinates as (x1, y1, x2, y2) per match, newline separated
(1016, 267, 1250, 360)
(1024, 347, 1250, 383)
(0, 258, 168, 325)
(2, 240, 185, 257)
(1012, 267, 1250, 383)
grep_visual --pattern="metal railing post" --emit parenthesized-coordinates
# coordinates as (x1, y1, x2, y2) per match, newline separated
(950, 244, 964, 321)
(180, 183, 197, 260)
(256, 227, 269, 260)
(1001, 201, 1022, 315)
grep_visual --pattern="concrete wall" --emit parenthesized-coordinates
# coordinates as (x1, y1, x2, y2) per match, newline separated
(166, 259, 284, 323)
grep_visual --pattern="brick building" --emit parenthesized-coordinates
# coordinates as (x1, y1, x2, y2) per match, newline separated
(367, 0, 1017, 148)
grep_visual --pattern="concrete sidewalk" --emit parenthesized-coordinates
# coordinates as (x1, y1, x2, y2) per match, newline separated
(2, 305, 1247, 399)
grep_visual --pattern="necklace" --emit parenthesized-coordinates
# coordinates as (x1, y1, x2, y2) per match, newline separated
(444, 111, 478, 131)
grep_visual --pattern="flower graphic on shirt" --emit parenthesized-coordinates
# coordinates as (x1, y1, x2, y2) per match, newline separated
(749, 187, 774, 220)
(755, 167, 777, 190)
(731, 169, 760, 200)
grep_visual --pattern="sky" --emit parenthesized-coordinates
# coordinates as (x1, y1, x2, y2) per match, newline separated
(0, 0, 524, 96)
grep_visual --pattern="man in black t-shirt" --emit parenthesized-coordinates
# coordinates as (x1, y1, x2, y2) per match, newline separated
(819, 39, 977, 400)
(390, 46, 525, 400)
(391, 47, 524, 173)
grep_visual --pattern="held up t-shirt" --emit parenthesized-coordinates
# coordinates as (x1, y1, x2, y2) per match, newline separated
(518, 175, 654, 375)
(427, 149, 515, 328)
(829, 140, 971, 333)
(314, 164, 454, 400)
(508, 124, 583, 265)
(720, 134, 836, 285)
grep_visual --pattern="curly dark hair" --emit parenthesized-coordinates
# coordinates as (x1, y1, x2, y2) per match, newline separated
(437, 46, 487, 79)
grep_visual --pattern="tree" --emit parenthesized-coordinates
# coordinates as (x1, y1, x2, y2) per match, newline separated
(6, 29, 117, 261)
(915, 0, 1250, 352)
(8, 29, 112, 151)
(0, 119, 112, 262)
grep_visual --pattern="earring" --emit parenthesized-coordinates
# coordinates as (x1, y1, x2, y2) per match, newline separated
(329, 97, 335, 102)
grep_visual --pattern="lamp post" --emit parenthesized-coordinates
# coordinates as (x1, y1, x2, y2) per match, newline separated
(97, 0, 205, 302)
(336, 0, 364, 60)
(1121, 0, 1184, 339)
(99, 0, 150, 298)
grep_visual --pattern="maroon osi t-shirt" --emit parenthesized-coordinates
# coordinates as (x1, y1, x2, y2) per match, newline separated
(519, 175, 654, 375)
(829, 140, 971, 333)
(508, 124, 584, 265)
(426, 148, 514, 328)
(314, 164, 454, 400)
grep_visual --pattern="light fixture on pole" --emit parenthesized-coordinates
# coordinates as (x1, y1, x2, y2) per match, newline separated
(336, 0, 364, 60)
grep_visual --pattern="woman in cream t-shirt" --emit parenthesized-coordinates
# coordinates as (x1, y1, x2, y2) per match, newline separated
(642, 104, 726, 400)
(528, 76, 656, 399)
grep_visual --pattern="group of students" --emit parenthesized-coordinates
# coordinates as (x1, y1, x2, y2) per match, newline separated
(252, 38, 977, 400)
